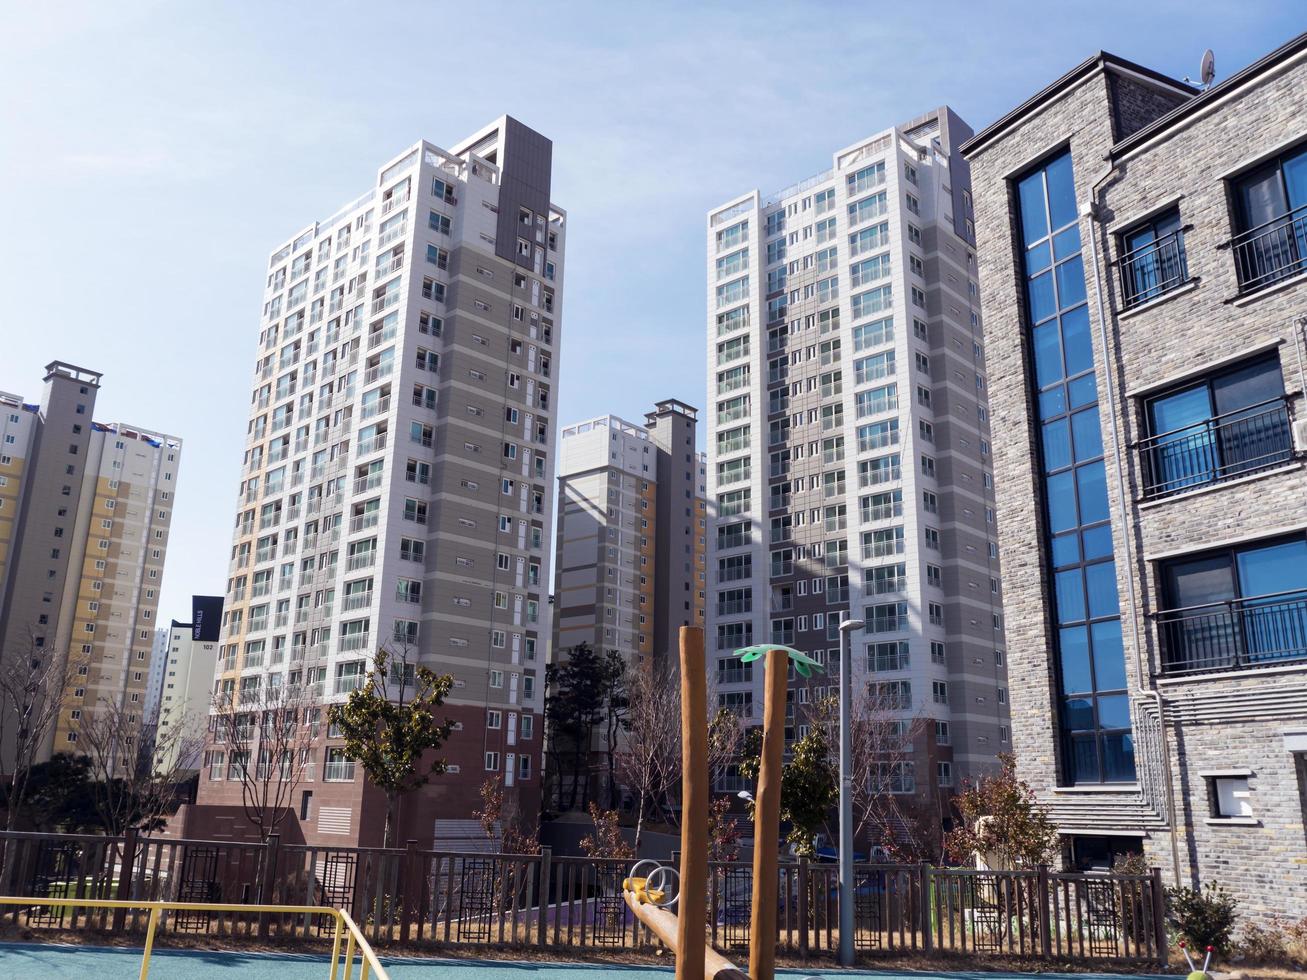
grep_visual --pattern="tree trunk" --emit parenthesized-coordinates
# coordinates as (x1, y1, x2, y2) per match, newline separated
(384, 792, 398, 848)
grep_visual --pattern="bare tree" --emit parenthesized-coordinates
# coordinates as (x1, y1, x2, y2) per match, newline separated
(75, 697, 204, 836)
(211, 676, 318, 841)
(613, 663, 680, 852)
(614, 663, 742, 851)
(0, 632, 82, 836)
(808, 689, 936, 861)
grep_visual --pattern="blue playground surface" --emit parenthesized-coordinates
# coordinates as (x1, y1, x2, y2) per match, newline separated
(0, 942, 1169, 980)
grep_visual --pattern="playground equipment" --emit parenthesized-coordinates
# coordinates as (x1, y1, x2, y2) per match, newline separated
(1179, 942, 1214, 980)
(621, 628, 825, 980)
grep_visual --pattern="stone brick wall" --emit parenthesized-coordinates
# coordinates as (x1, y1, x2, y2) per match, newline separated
(966, 50, 1307, 921)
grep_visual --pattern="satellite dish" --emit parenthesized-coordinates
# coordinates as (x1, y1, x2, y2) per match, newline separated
(1200, 49, 1215, 88)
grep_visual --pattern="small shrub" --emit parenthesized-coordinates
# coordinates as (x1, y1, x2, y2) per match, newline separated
(1166, 881, 1238, 956)
(1238, 921, 1288, 963)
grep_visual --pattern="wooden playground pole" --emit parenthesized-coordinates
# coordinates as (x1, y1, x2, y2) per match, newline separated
(677, 625, 708, 980)
(749, 647, 789, 980)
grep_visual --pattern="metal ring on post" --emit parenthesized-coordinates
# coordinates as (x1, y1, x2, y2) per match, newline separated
(644, 864, 680, 908)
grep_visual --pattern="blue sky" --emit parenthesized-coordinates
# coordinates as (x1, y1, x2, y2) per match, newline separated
(1, 1, 1300, 625)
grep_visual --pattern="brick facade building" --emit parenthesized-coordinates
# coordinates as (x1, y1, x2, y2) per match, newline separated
(962, 35, 1307, 918)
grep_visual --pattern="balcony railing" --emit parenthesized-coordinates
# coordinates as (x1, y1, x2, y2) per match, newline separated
(1155, 589, 1307, 675)
(1228, 203, 1307, 294)
(1137, 397, 1294, 499)
(1119, 229, 1189, 309)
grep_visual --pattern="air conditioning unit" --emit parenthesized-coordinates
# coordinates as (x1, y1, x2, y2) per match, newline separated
(1293, 419, 1307, 454)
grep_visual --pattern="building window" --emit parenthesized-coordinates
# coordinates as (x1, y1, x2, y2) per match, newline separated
(1118, 207, 1188, 308)
(1157, 533, 1307, 675)
(1138, 353, 1292, 499)
(1228, 143, 1307, 293)
(1017, 149, 1133, 785)
(1206, 773, 1253, 819)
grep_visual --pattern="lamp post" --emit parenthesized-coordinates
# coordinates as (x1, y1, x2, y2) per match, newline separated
(837, 617, 865, 967)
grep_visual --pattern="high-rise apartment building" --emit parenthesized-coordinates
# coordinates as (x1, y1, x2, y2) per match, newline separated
(0, 362, 181, 764)
(963, 35, 1307, 915)
(705, 109, 1008, 831)
(153, 600, 223, 774)
(554, 401, 706, 668)
(190, 117, 564, 847)
(144, 626, 169, 723)
(550, 402, 706, 804)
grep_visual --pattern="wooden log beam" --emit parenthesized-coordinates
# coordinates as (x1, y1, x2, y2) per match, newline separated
(623, 890, 748, 980)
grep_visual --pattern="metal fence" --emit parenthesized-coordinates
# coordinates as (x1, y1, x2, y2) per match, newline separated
(0, 830, 1167, 964)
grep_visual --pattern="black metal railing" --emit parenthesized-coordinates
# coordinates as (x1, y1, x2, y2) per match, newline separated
(0, 830, 1169, 963)
(1119, 229, 1188, 308)
(1137, 397, 1294, 499)
(1155, 588, 1307, 675)
(1229, 203, 1307, 294)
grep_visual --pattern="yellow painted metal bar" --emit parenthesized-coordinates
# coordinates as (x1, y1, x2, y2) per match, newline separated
(0, 896, 390, 980)
(329, 914, 344, 980)
(138, 906, 160, 980)
(343, 927, 357, 980)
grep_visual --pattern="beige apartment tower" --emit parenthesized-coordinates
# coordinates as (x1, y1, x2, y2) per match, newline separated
(0, 362, 181, 768)
(549, 401, 707, 806)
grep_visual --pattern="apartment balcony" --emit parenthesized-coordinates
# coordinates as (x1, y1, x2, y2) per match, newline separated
(769, 629, 795, 647)
(353, 473, 384, 494)
(378, 223, 408, 248)
(229, 588, 246, 603)
(308, 680, 326, 700)
(324, 760, 356, 782)
(1228, 203, 1307, 295)
(1156, 589, 1307, 675)
(1137, 397, 1294, 499)
(1119, 228, 1189, 309)
(382, 192, 410, 215)
(363, 364, 393, 385)
(356, 434, 388, 457)
(247, 617, 269, 634)
(343, 591, 373, 612)
(309, 641, 330, 661)
(716, 600, 752, 616)
(361, 398, 392, 423)
(254, 548, 275, 564)
(251, 582, 271, 598)
(349, 513, 379, 533)
(346, 553, 375, 571)
(236, 521, 254, 537)
(273, 612, 289, 628)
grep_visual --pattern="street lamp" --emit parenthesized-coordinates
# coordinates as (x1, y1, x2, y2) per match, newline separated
(836, 617, 865, 967)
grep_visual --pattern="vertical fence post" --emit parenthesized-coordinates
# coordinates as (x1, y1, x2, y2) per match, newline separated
(400, 839, 417, 943)
(1150, 866, 1167, 963)
(258, 834, 280, 939)
(919, 864, 932, 953)
(113, 829, 138, 931)
(536, 846, 551, 948)
(1037, 864, 1052, 958)
(797, 856, 809, 958)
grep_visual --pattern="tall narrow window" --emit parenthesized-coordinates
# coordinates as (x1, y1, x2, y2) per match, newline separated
(1017, 150, 1133, 785)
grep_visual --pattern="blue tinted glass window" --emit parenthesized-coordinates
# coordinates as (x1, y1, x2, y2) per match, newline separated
(1046, 472, 1077, 532)
(1081, 524, 1114, 561)
(1084, 561, 1119, 619)
(1076, 462, 1109, 524)
(1033, 324, 1063, 387)
(1060, 306, 1093, 376)
(1071, 408, 1103, 461)
(1090, 620, 1127, 689)
(1016, 149, 1132, 784)
(1042, 419, 1072, 472)
(1046, 153, 1078, 229)
(1018, 172, 1049, 245)
(1068, 373, 1097, 408)
(1056, 569, 1086, 622)
(1051, 532, 1080, 568)
(1056, 255, 1087, 309)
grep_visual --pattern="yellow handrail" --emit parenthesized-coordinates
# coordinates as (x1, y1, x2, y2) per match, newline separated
(0, 895, 390, 980)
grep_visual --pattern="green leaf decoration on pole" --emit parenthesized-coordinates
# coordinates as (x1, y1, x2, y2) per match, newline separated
(732, 644, 826, 677)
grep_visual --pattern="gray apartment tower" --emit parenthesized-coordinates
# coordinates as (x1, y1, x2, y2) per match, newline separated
(962, 34, 1307, 917)
(185, 117, 564, 847)
(705, 108, 1009, 842)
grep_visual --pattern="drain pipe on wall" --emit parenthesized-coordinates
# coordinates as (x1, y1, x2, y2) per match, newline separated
(1084, 160, 1184, 888)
